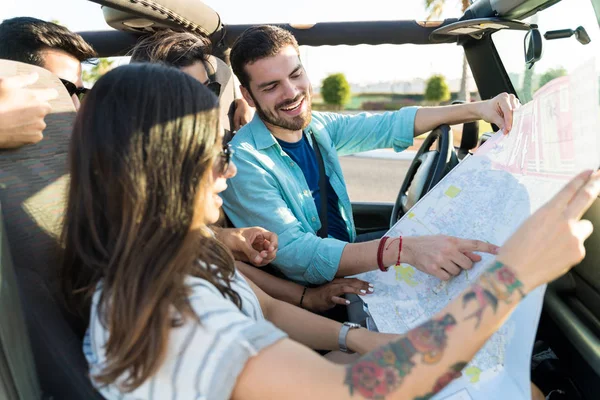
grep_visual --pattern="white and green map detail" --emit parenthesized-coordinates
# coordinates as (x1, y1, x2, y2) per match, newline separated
(356, 59, 600, 400)
(359, 154, 530, 389)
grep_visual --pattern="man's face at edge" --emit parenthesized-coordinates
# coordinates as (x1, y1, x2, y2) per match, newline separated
(240, 45, 313, 133)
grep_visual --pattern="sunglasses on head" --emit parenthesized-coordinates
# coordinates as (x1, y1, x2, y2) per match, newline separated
(203, 80, 221, 97)
(60, 78, 89, 101)
(216, 143, 234, 175)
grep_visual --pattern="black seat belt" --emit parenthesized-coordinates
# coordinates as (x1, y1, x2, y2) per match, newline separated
(308, 129, 329, 239)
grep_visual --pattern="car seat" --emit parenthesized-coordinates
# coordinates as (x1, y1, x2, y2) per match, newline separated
(0, 206, 41, 399)
(0, 60, 104, 399)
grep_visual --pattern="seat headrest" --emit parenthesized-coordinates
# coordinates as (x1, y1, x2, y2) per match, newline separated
(205, 54, 236, 137)
(0, 60, 103, 399)
(0, 60, 74, 266)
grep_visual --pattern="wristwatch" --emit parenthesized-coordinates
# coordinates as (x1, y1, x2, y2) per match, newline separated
(338, 322, 361, 353)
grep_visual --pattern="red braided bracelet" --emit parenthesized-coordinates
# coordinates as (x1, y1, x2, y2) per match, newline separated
(377, 236, 389, 272)
(377, 236, 404, 272)
(396, 236, 403, 266)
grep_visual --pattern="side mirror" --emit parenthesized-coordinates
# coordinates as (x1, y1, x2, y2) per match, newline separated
(575, 26, 592, 45)
(524, 26, 543, 69)
(544, 26, 591, 45)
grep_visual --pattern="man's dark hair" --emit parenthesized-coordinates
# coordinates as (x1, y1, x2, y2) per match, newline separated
(130, 30, 212, 70)
(230, 25, 299, 89)
(0, 17, 97, 66)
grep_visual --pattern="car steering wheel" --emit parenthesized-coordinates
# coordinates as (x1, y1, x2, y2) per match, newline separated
(390, 124, 455, 227)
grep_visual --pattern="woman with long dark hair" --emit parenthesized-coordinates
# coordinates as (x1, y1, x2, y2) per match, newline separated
(60, 63, 600, 399)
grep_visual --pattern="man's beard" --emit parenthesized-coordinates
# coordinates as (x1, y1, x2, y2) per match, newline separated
(251, 91, 312, 131)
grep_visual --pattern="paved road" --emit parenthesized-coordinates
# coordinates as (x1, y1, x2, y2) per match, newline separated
(339, 155, 411, 203)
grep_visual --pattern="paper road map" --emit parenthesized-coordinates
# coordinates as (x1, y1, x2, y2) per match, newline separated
(356, 58, 600, 400)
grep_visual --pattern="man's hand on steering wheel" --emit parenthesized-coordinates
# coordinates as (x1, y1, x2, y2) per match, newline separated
(401, 235, 500, 281)
(476, 93, 521, 134)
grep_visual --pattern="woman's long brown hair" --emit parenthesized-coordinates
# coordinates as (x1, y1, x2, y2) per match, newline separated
(59, 64, 240, 391)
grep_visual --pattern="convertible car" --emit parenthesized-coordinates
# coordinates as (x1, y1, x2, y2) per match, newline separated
(0, 0, 599, 398)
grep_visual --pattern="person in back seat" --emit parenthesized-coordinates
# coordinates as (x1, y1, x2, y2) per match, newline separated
(59, 62, 599, 400)
(129, 30, 254, 132)
(0, 17, 97, 112)
(129, 30, 373, 314)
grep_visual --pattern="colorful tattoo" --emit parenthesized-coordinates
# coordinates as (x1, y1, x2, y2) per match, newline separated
(463, 261, 525, 327)
(344, 314, 456, 399)
(413, 362, 468, 400)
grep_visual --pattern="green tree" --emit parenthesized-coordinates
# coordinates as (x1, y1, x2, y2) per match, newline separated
(537, 67, 567, 91)
(83, 58, 115, 85)
(425, 0, 471, 101)
(425, 74, 451, 103)
(321, 73, 351, 110)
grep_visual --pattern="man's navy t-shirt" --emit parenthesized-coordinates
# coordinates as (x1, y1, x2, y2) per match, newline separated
(277, 134, 350, 242)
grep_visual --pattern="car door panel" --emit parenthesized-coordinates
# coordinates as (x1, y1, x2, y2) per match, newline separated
(352, 202, 393, 235)
(541, 199, 600, 397)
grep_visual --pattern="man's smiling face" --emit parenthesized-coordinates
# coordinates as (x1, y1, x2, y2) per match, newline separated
(241, 45, 312, 133)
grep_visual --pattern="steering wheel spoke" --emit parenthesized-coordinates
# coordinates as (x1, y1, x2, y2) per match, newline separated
(390, 124, 456, 227)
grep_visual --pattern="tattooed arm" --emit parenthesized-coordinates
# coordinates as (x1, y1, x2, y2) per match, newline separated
(233, 261, 529, 400)
(231, 170, 600, 400)
(343, 261, 524, 400)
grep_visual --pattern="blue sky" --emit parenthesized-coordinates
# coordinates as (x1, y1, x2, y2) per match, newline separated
(1, 0, 599, 86)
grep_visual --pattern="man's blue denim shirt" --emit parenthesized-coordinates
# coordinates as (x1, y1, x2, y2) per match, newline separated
(221, 108, 419, 285)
